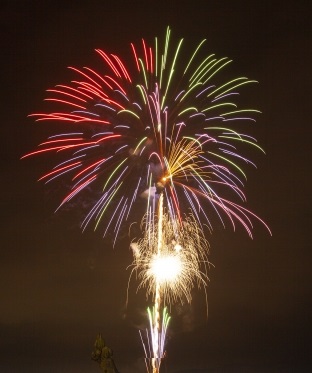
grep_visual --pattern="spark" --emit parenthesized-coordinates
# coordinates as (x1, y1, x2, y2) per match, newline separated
(130, 203, 210, 308)
(130, 194, 210, 372)
(24, 28, 271, 371)
(22, 27, 270, 240)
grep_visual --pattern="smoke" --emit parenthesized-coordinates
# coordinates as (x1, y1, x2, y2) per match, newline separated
(140, 186, 157, 200)
(121, 304, 150, 331)
(175, 303, 196, 332)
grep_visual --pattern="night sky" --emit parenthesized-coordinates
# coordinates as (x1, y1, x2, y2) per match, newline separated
(1, 1, 311, 372)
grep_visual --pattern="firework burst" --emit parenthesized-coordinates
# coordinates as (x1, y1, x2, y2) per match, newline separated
(129, 192, 211, 373)
(22, 27, 272, 373)
(22, 27, 270, 242)
(130, 209, 210, 306)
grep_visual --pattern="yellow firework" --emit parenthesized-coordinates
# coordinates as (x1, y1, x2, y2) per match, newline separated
(164, 138, 204, 180)
(130, 210, 210, 306)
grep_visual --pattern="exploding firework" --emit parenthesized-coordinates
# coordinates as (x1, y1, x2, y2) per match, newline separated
(130, 193, 210, 373)
(22, 27, 270, 242)
(140, 306, 170, 373)
(23, 27, 271, 372)
(130, 207, 210, 306)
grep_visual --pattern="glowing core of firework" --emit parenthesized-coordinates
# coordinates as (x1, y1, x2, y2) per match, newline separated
(149, 253, 182, 283)
(130, 210, 210, 306)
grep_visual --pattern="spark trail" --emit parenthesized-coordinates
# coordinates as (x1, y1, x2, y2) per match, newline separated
(22, 27, 271, 242)
(23, 27, 271, 372)
(130, 194, 210, 372)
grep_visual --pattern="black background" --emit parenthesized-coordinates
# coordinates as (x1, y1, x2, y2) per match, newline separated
(1, 1, 311, 372)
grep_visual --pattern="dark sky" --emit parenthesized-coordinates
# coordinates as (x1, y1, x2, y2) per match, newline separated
(1, 1, 311, 372)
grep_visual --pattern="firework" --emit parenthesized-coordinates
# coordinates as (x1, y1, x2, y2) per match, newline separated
(139, 306, 170, 373)
(130, 193, 210, 372)
(23, 27, 270, 372)
(130, 200, 210, 306)
(22, 27, 271, 242)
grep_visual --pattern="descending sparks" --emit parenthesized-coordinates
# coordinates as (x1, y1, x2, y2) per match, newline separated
(130, 209, 210, 306)
(23, 26, 271, 241)
(23, 27, 271, 373)
(130, 194, 210, 373)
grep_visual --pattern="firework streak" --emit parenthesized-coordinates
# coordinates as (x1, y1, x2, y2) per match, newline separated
(23, 27, 271, 372)
(22, 27, 271, 243)
(131, 192, 210, 372)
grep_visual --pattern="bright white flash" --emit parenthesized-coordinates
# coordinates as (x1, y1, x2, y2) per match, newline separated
(150, 254, 182, 283)
(174, 244, 182, 252)
(131, 212, 210, 305)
